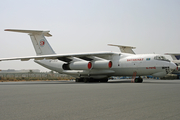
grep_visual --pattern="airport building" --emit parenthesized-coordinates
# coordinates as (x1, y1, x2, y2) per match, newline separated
(0, 69, 40, 73)
(0, 69, 74, 81)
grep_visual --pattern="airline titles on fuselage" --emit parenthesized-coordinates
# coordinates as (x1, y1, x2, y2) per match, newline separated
(126, 58, 156, 69)
(146, 67, 156, 69)
(127, 58, 144, 62)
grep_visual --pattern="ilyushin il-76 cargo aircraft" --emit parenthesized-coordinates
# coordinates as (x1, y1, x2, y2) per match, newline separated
(0, 29, 177, 83)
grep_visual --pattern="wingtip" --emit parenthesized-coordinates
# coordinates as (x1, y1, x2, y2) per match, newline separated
(4, 29, 9, 31)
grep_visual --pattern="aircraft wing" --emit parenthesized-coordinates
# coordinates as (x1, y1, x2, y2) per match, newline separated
(0, 51, 115, 62)
(108, 44, 136, 54)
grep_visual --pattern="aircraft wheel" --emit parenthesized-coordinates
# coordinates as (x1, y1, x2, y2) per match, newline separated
(135, 78, 139, 83)
(75, 78, 84, 82)
(138, 78, 143, 83)
(75, 78, 79, 82)
(99, 78, 108, 83)
(84, 78, 89, 83)
(139, 78, 143, 83)
(90, 78, 96, 82)
(134, 78, 143, 83)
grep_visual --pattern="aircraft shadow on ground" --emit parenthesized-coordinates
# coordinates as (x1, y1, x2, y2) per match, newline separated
(0, 80, 132, 85)
(0, 79, 179, 85)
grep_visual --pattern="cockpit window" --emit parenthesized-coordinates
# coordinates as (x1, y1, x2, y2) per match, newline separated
(154, 56, 170, 62)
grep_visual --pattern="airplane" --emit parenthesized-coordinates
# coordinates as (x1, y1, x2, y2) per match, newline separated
(165, 53, 180, 77)
(0, 29, 177, 83)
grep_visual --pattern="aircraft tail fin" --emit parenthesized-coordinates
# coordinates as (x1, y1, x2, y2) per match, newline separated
(5, 29, 56, 55)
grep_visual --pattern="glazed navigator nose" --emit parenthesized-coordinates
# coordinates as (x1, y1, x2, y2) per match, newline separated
(169, 62, 177, 71)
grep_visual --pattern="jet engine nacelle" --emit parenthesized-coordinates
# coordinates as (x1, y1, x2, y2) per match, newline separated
(62, 60, 112, 70)
(63, 61, 92, 70)
(92, 60, 112, 69)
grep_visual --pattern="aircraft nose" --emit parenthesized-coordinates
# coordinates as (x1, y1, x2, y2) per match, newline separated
(169, 62, 177, 71)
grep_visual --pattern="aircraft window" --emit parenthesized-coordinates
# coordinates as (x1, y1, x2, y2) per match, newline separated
(154, 56, 170, 62)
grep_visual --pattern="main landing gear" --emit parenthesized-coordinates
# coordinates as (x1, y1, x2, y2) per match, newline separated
(75, 78, 108, 83)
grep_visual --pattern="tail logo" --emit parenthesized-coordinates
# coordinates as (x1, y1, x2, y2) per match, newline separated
(40, 39, 45, 47)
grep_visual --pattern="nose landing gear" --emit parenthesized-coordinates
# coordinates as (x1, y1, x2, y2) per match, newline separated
(131, 71, 143, 83)
(134, 77, 143, 83)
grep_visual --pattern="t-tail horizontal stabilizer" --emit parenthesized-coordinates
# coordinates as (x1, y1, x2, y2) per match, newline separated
(4, 29, 55, 55)
(108, 44, 136, 54)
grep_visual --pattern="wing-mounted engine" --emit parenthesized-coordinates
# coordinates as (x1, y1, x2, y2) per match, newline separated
(92, 60, 112, 69)
(54, 52, 114, 72)
(60, 55, 113, 70)
(63, 61, 92, 70)
(62, 60, 112, 70)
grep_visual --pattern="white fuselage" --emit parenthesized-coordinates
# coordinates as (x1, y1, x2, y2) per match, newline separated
(34, 52, 176, 79)
(2, 29, 177, 81)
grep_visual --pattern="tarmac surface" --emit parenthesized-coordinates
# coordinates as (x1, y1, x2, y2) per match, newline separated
(0, 79, 180, 120)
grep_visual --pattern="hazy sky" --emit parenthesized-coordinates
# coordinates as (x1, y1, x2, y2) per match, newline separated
(0, 0, 180, 72)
